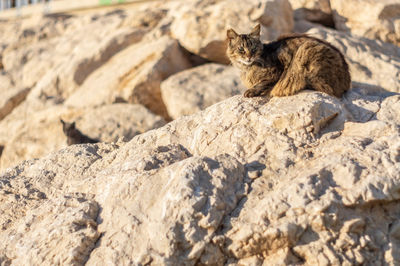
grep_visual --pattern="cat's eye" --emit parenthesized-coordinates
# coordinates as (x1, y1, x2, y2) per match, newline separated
(251, 47, 257, 53)
(238, 47, 245, 53)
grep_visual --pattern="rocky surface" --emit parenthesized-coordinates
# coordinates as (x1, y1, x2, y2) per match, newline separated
(65, 35, 191, 118)
(1, 0, 400, 265)
(289, 0, 334, 26)
(161, 63, 244, 119)
(331, 0, 400, 46)
(72, 103, 166, 143)
(1, 88, 400, 265)
(170, 0, 293, 63)
(307, 27, 400, 93)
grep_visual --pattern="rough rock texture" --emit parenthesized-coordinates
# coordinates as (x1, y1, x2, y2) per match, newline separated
(170, 0, 293, 63)
(1, 87, 400, 264)
(0, 72, 29, 121)
(161, 63, 245, 119)
(0, 106, 69, 171)
(1, 1, 400, 265)
(0, 2, 189, 168)
(307, 27, 400, 93)
(289, 0, 334, 26)
(0, 102, 166, 170)
(71, 103, 166, 143)
(65, 36, 192, 118)
(331, 0, 400, 46)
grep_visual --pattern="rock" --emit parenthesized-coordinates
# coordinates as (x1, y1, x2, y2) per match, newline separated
(24, 26, 147, 105)
(87, 154, 245, 265)
(1, 89, 400, 264)
(65, 36, 192, 119)
(289, 0, 334, 27)
(161, 63, 244, 119)
(307, 27, 400, 93)
(170, 0, 293, 63)
(71, 103, 166, 143)
(0, 196, 100, 266)
(0, 103, 166, 170)
(3, 6, 167, 112)
(0, 72, 29, 121)
(0, 106, 69, 170)
(331, 0, 400, 46)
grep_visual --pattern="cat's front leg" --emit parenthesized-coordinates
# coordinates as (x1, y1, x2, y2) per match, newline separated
(244, 83, 273, 98)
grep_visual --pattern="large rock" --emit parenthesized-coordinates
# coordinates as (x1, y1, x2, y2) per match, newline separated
(0, 106, 70, 171)
(71, 103, 166, 143)
(289, 0, 334, 26)
(331, 0, 400, 46)
(65, 36, 192, 119)
(0, 72, 29, 121)
(170, 0, 293, 63)
(307, 27, 400, 93)
(161, 63, 245, 119)
(1, 86, 399, 264)
(0, 102, 166, 170)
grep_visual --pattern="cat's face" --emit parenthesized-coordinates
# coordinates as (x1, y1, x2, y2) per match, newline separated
(226, 24, 262, 67)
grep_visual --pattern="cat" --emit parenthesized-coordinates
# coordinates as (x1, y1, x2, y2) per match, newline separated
(60, 119, 99, 145)
(226, 24, 351, 98)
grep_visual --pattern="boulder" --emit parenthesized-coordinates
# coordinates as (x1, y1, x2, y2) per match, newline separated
(161, 63, 244, 119)
(3, 7, 166, 111)
(0, 103, 166, 170)
(289, 0, 334, 26)
(65, 36, 192, 119)
(0, 106, 70, 171)
(2, 87, 399, 264)
(170, 0, 293, 63)
(0, 72, 29, 121)
(72, 103, 166, 143)
(307, 27, 400, 93)
(331, 0, 400, 46)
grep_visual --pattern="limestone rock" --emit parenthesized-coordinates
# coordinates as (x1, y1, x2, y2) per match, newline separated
(1, 89, 400, 264)
(0, 102, 166, 170)
(331, 0, 400, 46)
(87, 154, 245, 265)
(0, 106, 69, 170)
(0, 196, 99, 266)
(170, 0, 293, 63)
(161, 63, 245, 119)
(289, 0, 334, 26)
(307, 27, 400, 93)
(0, 72, 29, 121)
(71, 103, 166, 143)
(65, 36, 192, 119)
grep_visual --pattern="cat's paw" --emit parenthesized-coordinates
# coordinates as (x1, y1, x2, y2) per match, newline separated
(244, 88, 262, 98)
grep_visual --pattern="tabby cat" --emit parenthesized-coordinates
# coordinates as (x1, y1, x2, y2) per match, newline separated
(226, 24, 351, 98)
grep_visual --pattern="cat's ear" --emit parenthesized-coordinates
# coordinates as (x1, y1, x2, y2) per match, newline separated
(250, 24, 261, 38)
(227, 28, 238, 40)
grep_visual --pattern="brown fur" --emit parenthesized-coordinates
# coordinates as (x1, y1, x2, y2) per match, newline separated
(226, 25, 351, 98)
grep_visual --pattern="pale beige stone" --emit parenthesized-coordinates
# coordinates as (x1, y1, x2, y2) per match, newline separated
(161, 63, 244, 119)
(0, 106, 69, 170)
(307, 27, 400, 93)
(0, 2, 400, 265)
(72, 103, 166, 143)
(65, 36, 192, 119)
(1, 90, 400, 264)
(0, 196, 100, 266)
(331, 0, 400, 46)
(170, 0, 293, 63)
(0, 72, 29, 121)
(289, 0, 333, 26)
